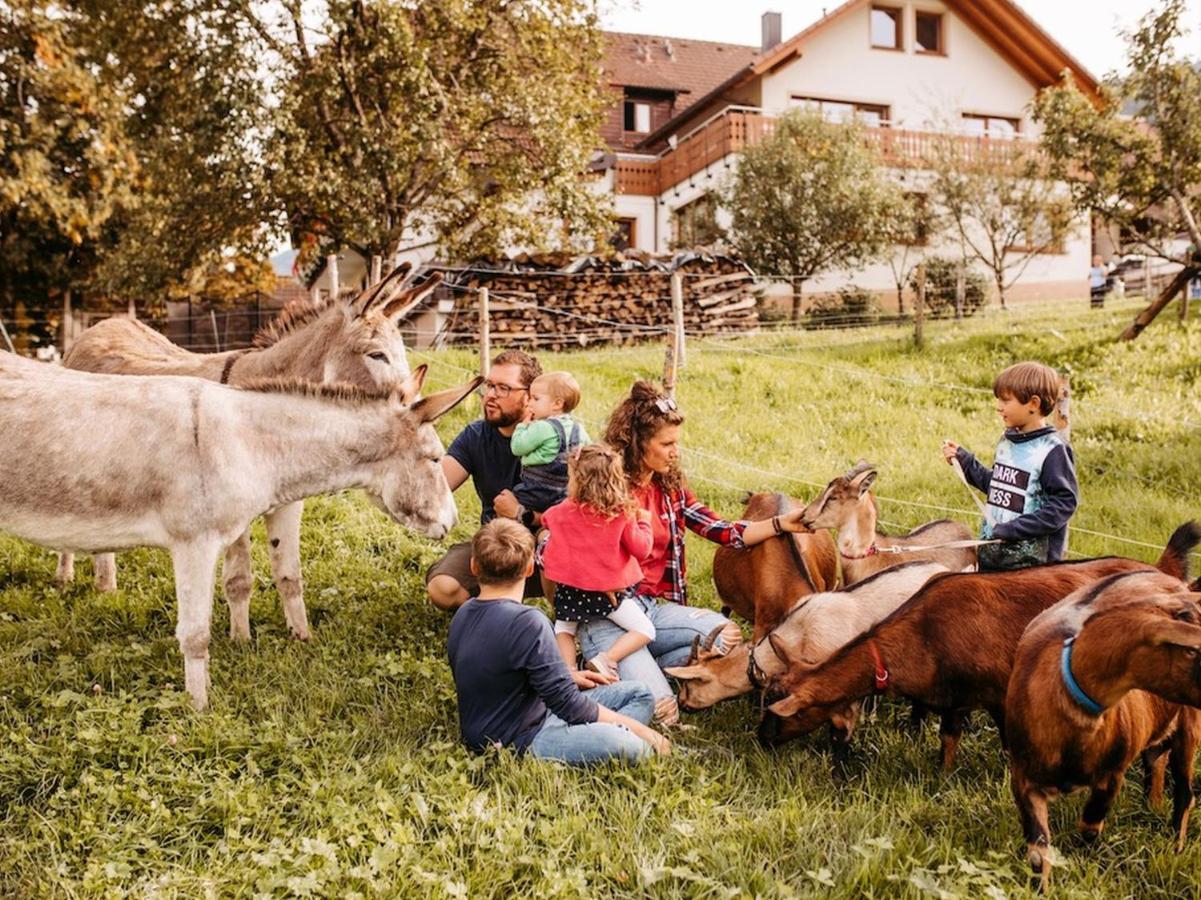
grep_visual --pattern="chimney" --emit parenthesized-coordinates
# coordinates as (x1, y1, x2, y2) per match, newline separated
(761, 11, 782, 53)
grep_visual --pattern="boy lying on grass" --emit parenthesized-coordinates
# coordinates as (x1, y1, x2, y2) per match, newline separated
(446, 518, 669, 765)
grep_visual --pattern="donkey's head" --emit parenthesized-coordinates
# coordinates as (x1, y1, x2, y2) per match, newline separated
(799, 462, 878, 530)
(256, 263, 442, 391)
(369, 367, 482, 540)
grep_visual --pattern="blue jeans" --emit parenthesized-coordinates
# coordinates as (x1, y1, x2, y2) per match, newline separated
(528, 681, 656, 765)
(576, 596, 731, 700)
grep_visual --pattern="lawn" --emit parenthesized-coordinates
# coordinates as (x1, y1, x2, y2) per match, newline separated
(2, 297, 1200, 897)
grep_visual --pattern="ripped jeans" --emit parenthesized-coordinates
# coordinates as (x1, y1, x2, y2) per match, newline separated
(575, 595, 731, 700)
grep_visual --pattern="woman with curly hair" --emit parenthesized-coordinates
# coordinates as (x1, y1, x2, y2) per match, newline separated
(574, 380, 809, 723)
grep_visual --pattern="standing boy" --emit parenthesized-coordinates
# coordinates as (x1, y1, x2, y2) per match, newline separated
(446, 519, 669, 765)
(942, 361, 1078, 570)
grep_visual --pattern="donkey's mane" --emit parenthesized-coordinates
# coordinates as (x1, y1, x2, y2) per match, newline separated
(252, 296, 336, 349)
(238, 377, 392, 405)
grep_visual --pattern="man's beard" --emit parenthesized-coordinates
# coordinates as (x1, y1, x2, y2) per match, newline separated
(484, 404, 522, 428)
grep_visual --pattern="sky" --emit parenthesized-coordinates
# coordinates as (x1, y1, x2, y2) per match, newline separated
(598, 0, 1201, 82)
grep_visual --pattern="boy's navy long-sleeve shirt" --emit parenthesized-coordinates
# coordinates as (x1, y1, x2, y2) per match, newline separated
(956, 425, 1078, 561)
(447, 597, 598, 753)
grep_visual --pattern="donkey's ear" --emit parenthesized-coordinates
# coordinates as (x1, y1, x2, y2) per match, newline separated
(394, 364, 428, 407)
(411, 376, 482, 424)
(353, 262, 412, 317)
(384, 272, 442, 320)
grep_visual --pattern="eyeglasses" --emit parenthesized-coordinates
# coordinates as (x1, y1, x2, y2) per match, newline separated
(479, 381, 527, 398)
(654, 396, 678, 413)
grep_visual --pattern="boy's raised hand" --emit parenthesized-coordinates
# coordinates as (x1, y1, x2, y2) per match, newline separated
(941, 440, 960, 465)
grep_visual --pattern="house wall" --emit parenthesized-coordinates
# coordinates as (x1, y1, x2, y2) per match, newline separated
(758, 1, 1040, 134)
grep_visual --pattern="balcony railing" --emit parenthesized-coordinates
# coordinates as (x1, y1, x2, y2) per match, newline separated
(613, 107, 1040, 197)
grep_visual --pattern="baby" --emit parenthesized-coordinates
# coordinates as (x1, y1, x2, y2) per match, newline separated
(509, 371, 591, 516)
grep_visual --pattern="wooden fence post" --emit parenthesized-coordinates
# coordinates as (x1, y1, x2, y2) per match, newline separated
(0, 315, 14, 353)
(670, 271, 686, 368)
(955, 261, 965, 320)
(209, 309, 222, 353)
(61, 289, 73, 354)
(662, 329, 678, 398)
(478, 287, 490, 377)
(370, 255, 382, 287)
(914, 262, 926, 348)
(326, 254, 339, 298)
(1179, 280, 1190, 323)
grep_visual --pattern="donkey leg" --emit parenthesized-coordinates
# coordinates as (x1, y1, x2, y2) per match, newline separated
(171, 541, 220, 710)
(55, 552, 75, 587)
(222, 530, 254, 642)
(93, 553, 117, 592)
(266, 502, 309, 640)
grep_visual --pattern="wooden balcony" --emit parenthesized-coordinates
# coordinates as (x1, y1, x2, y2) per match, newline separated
(612, 108, 1040, 197)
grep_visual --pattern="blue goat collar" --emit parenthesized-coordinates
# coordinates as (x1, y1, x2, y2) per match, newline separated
(1061, 636, 1105, 716)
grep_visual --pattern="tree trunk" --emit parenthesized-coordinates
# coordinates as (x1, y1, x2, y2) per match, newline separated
(995, 273, 1007, 310)
(1119, 266, 1198, 341)
(896, 283, 904, 315)
(791, 280, 803, 323)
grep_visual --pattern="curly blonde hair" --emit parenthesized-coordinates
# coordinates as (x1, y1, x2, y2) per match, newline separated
(603, 380, 685, 493)
(568, 444, 637, 519)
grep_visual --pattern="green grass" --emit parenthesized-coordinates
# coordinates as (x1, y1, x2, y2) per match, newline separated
(3, 298, 1201, 897)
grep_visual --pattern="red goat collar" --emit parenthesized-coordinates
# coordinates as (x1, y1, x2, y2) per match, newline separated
(841, 544, 879, 560)
(867, 639, 890, 691)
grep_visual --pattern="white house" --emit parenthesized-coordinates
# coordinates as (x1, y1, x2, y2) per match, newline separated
(597, 0, 1102, 305)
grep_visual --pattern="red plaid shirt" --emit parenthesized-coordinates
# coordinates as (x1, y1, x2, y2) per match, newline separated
(634, 480, 748, 605)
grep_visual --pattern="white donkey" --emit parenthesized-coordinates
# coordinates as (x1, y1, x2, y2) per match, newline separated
(58, 265, 435, 643)
(0, 351, 478, 708)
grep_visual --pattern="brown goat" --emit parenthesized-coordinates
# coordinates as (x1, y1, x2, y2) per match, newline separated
(760, 522, 1201, 769)
(799, 462, 976, 584)
(1006, 571, 1201, 892)
(711, 492, 838, 639)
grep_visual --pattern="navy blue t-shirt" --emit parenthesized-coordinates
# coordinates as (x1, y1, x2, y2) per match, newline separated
(446, 597, 599, 753)
(446, 419, 523, 524)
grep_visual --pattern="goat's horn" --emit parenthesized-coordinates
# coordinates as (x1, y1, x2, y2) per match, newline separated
(688, 635, 701, 664)
(701, 624, 725, 652)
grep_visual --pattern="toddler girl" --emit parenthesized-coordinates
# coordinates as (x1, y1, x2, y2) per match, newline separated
(540, 444, 656, 680)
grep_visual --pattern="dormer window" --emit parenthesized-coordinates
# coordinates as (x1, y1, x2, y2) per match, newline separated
(915, 11, 943, 54)
(624, 100, 652, 134)
(871, 6, 902, 50)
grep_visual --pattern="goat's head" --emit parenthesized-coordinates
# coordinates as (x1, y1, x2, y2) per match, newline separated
(665, 637, 752, 710)
(800, 461, 877, 530)
(756, 663, 830, 747)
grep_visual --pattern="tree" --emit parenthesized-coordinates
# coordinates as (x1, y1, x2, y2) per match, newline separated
(723, 110, 905, 322)
(1035, 0, 1201, 339)
(882, 191, 941, 314)
(926, 135, 1075, 310)
(0, 2, 137, 323)
(252, 0, 614, 268)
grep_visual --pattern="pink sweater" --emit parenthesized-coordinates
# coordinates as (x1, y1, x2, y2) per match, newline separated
(541, 499, 653, 592)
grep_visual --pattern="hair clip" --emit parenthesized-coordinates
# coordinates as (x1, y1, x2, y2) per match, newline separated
(654, 396, 678, 413)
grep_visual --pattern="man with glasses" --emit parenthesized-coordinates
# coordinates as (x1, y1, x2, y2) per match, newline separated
(427, 349, 544, 610)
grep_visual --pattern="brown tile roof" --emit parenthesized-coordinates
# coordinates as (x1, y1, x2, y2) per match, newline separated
(601, 32, 758, 118)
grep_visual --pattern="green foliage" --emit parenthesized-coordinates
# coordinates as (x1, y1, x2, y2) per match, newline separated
(804, 285, 881, 329)
(909, 256, 989, 318)
(3, 299, 1201, 895)
(1034, 0, 1201, 262)
(263, 0, 614, 266)
(926, 135, 1076, 309)
(724, 110, 905, 285)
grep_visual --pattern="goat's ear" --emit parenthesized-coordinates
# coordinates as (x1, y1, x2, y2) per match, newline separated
(411, 377, 481, 424)
(384, 271, 442, 320)
(664, 665, 705, 681)
(1152, 619, 1201, 650)
(850, 468, 878, 495)
(767, 633, 792, 666)
(768, 694, 804, 717)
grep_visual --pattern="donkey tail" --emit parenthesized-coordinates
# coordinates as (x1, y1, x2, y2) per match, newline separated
(1155, 521, 1201, 581)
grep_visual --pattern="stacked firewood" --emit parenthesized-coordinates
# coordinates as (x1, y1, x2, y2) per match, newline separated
(439, 251, 760, 350)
